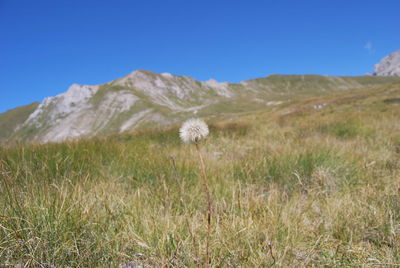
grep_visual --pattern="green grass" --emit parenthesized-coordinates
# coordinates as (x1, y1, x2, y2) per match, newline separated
(1, 82, 400, 266)
(316, 119, 374, 139)
(235, 146, 361, 194)
(0, 102, 39, 140)
(247, 74, 400, 97)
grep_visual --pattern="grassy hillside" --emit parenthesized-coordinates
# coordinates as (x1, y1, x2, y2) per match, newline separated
(0, 102, 39, 141)
(4, 74, 400, 143)
(1, 82, 400, 266)
(244, 74, 400, 99)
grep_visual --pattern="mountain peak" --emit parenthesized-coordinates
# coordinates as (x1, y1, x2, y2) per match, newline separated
(373, 50, 400, 76)
(161, 72, 174, 78)
(132, 69, 158, 75)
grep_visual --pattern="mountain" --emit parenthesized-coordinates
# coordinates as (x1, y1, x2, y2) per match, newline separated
(1, 70, 400, 143)
(0, 102, 39, 142)
(373, 50, 400, 76)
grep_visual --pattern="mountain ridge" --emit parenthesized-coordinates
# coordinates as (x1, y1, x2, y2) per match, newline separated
(2, 69, 400, 143)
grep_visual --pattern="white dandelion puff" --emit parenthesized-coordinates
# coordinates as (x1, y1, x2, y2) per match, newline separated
(179, 118, 209, 143)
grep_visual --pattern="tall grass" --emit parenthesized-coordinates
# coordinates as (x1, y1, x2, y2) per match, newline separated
(1, 85, 400, 266)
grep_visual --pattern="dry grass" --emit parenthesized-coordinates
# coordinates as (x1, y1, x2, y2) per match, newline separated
(1, 82, 400, 266)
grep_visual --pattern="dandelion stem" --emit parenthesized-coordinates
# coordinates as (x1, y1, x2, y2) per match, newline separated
(195, 143, 212, 268)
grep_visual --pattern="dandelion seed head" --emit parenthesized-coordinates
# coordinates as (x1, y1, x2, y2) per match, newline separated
(179, 118, 209, 143)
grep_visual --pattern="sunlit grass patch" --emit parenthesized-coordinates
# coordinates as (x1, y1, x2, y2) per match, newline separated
(316, 119, 374, 139)
(209, 121, 252, 138)
(234, 146, 361, 194)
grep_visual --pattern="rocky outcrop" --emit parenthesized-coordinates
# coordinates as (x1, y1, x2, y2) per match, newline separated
(14, 71, 237, 142)
(373, 50, 400, 76)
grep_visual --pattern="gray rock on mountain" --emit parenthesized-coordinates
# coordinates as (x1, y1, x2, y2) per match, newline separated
(373, 50, 400, 76)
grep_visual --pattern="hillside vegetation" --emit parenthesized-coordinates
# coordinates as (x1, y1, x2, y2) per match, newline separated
(0, 102, 39, 141)
(1, 81, 400, 266)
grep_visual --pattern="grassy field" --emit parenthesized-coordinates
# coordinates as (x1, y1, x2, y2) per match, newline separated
(1, 82, 400, 267)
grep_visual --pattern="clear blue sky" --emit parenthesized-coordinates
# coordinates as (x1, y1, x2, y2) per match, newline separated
(0, 0, 399, 113)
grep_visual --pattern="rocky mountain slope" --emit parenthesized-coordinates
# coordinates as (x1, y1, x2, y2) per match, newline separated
(373, 50, 400, 76)
(1, 70, 400, 143)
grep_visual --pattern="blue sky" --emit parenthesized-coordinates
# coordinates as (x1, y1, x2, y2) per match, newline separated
(0, 0, 399, 113)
